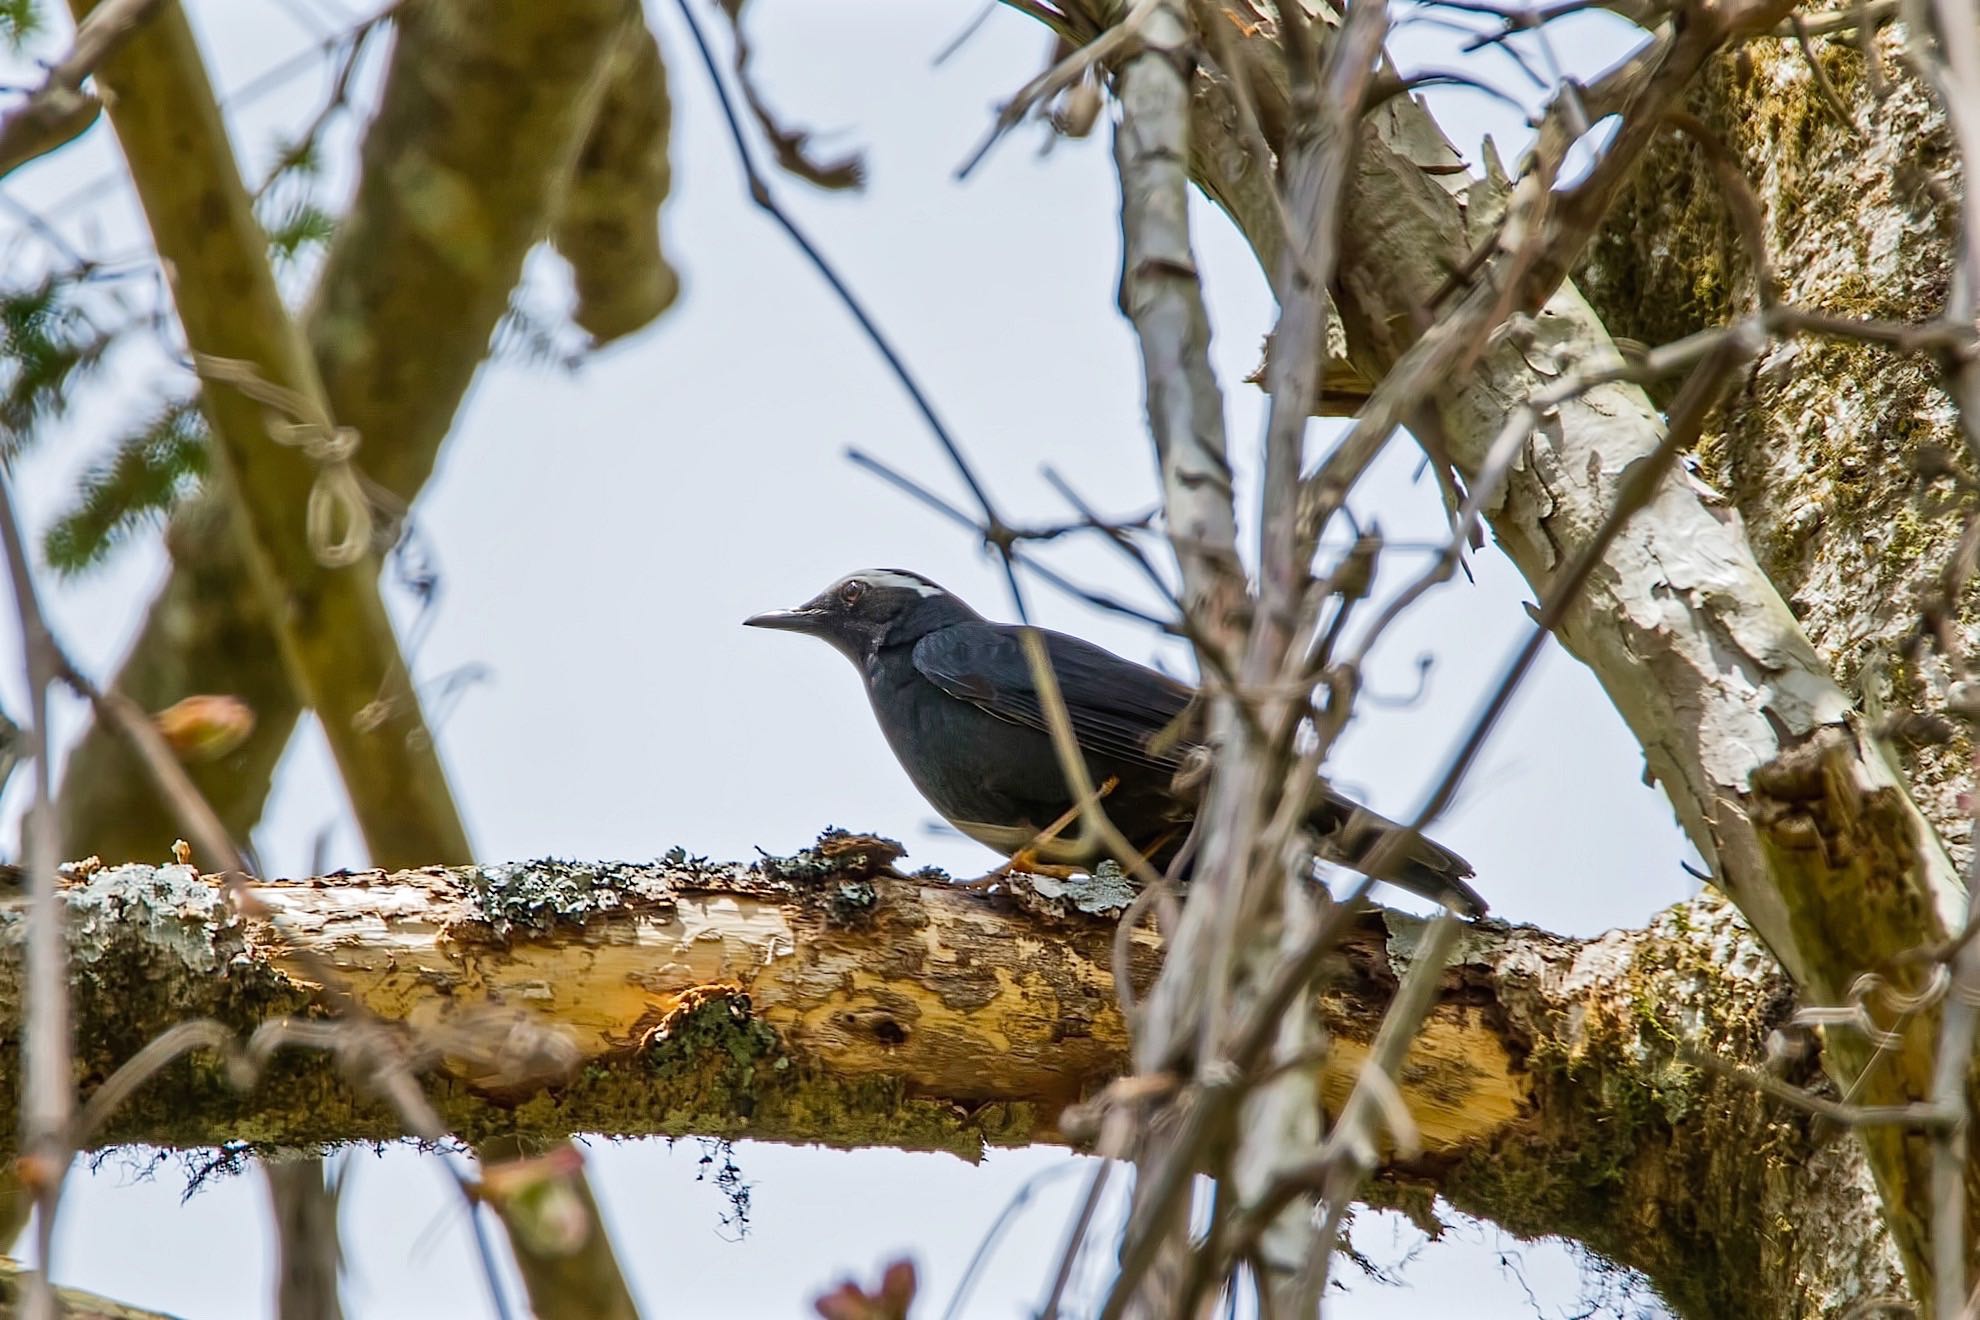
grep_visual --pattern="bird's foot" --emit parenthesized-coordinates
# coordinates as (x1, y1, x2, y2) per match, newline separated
(956, 849, 1085, 889)
(956, 780, 1122, 889)
(953, 868, 1012, 890)
(1004, 848, 1086, 881)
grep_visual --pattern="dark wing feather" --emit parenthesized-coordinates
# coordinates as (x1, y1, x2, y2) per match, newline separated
(911, 624, 1199, 773)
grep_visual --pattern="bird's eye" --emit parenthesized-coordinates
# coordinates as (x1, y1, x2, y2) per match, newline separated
(839, 580, 865, 606)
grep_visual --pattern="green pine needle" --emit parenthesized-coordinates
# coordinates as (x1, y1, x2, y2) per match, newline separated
(0, 276, 115, 445)
(263, 200, 337, 264)
(0, 0, 42, 52)
(44, 399, 210, 575)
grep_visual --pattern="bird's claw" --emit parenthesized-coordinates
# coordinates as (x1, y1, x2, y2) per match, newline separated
(957, 849, 1086, 889)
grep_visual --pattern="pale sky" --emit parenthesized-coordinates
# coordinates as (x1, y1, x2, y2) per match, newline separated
(3, 0, 1681, 1315)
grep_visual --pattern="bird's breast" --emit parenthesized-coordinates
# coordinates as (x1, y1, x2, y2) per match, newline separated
(860, 654, 1079, 847)
(859, 656, 1186, 872)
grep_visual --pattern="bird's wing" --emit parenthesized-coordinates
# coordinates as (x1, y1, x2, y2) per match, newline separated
(911, 624, 1200, 773)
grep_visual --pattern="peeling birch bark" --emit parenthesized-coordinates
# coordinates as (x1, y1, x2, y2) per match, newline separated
(1578, 30, 1966, 841)
(1571, 27, 1980, 1294)
(0, 840, 1901, 1315)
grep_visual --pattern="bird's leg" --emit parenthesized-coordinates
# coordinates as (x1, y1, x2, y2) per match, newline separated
(958, 777, 1120, 888)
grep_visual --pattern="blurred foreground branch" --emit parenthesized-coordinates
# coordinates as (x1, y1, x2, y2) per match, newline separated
(0, 0, 170, 179)
(0, 1259, 183, 1319)
(56, 0, 672, 868)
(65, 0, 471, 868)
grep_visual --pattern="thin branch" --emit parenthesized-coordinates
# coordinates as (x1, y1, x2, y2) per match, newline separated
(1680, 1045, 1958, 1130)
(1781, 0, 1899, 33)
(1040, 1144, 1119, 1320)
(942, 1160, 1086, 1320)
(671, 0, 1019, 581)
(958, 0, 1153, 179)
(1300, 911, 1459, 1299)
(0, 462, 70, 1320)
(0, 0, 171, 179)
(843, 447, 1178, 631)
(1386, 321, 1761, 855)
(1112, 0, 1245, 640)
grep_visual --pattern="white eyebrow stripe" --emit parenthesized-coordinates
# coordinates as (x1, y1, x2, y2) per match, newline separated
(849, 570, 942, 597)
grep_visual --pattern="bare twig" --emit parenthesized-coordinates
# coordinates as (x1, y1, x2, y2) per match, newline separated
(1681, 1045, 1958, 1130)
(1298, 910, 1458, 1301)
(712, 0, 864, 189)
(0, 460, 71, 1320)
(942, 1159, 1086, 1320)
(0, 0, 170, 179)
(959, 0, 1154, 179)
(844, 449, 1179, 630)
(1382, 321, 1761, 866)
(1213, 1, 1393, 1302)
(1040, 1143, 1120, 1319)
(672, 0, 1020, 586)
(1784, 0, 1899, 34)
(1790, 11, 1869, 139)
(1113, 0, 1245, 640)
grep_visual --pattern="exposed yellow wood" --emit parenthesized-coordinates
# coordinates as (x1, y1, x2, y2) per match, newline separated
(249, 861, 1524, 1149)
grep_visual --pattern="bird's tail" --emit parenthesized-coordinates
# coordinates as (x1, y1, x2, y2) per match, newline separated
(1310, 788, 1486, 916)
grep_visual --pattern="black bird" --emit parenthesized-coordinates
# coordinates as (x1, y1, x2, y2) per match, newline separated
(745, 569, 1484, 914)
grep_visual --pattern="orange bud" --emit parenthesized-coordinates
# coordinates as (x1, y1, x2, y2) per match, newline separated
(154, 694, 256, 761)
(814, 1259, 917, 1320)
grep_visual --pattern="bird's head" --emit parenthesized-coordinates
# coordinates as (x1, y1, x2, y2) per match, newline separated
(744, 569, 976, 660)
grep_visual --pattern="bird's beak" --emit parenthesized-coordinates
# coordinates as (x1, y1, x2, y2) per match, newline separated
(743, 607, 823, 634)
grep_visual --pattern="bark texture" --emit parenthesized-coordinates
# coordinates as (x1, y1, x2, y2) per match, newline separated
(0, 837, 1903, 1316)
(1572, 26, 1980, 1289)
(1577, 29, 1965, 842)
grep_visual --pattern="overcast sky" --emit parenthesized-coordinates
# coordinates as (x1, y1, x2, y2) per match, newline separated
(2, 0, 1681, 1315)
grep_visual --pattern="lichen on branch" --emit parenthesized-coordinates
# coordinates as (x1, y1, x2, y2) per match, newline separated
(0, 832, 1900, 1315)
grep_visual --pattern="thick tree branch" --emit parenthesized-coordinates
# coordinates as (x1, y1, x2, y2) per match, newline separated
(0, 837, 1906, 1318)
(1575, 25, 1980, 1299)
(56, 0, 653, 867)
